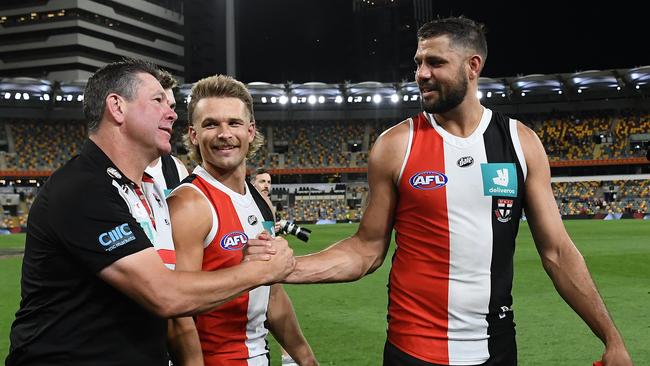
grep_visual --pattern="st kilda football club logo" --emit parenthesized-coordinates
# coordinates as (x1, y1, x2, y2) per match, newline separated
(495, 198, 514, 223)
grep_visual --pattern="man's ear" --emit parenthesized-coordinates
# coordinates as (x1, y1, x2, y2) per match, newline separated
(189, 125, 199, 146)
(248, 121, 256, 143)
(105, 93, 127, 125)
(467, 54, 483, 80)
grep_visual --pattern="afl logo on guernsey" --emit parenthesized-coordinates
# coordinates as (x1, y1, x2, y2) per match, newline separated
(409, 171, 448, 190)
(220, 231, 249, 250)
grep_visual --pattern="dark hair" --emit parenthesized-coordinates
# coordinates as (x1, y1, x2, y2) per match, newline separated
(251, 168, 270, 181)
(158, 68, 177, 90)
(417, 16, 487, 61)
(185, 74, 263, 163)
(83, 58, 161, 133)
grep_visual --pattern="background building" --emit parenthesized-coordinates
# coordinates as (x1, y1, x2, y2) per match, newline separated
(351, 0, 435, 82)
(0, 0, 185, 81)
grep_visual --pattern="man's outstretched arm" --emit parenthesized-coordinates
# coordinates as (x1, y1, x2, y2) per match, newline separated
(98, 186, 295, 318)
(281, 121, 410, 283)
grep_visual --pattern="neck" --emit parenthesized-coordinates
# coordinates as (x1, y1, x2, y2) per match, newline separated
(148, 157, 161, 169)
(202, 162, 248, 194)
(431, 97, 484, 138)
(90, 132, 153, 186)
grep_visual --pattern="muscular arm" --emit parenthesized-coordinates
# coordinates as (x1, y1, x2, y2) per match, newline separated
(266, 284, 318, 366)
(168, 317, 203, 366)
(518, 122, 631, 365)
(166, 187, 210, 365)
(98, 186, 295, 318)
(284, 121, 409, 283)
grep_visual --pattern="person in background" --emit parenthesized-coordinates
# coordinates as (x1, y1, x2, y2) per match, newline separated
(145, 69, 190, 197)
(251, 168, 298, 366)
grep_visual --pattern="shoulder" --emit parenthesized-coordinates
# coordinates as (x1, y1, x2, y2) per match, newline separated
(514, 120, 549, 175)
(515, 121, 546, 156)
(371, 119, 411, 160)
(514, 120, 539, 143)
(376, 118, 411, 146)
(167, 183, 214, 245)
(369, 118, 412, 181)
(48, 158, 121, 212)
(167, 183, 211, 219)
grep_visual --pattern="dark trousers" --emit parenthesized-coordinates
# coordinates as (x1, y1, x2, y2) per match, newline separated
(383, 333, 517, 366)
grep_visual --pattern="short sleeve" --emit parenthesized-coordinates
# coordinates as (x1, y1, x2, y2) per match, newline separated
(49, 178, 154, 273)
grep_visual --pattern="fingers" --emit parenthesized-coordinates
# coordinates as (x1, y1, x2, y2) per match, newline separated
(247, 239, 276, 252)
(243, 237, 276, 263)
(256, 230, 273, 240)
(268, 237, 295, 281)
(243, 254, 273, 262)
(272, 236, 289, 247)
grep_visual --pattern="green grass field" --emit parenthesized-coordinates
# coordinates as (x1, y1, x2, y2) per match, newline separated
(1, 221, 649, 365)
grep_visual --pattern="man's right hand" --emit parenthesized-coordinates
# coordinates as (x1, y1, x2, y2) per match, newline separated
(263, 237, 295, 283)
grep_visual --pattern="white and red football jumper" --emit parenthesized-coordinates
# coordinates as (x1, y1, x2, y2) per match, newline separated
(389, 108, 527, 365)
(178, 166, 271, 366)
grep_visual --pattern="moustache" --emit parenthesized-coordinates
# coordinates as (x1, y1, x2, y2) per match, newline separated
(418, 84, 440, 93)
(212, 142, 240, 149)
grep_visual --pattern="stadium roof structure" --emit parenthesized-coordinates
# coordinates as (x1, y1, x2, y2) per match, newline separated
(180, 66, 650, 108)
(1, 66, 649, 119)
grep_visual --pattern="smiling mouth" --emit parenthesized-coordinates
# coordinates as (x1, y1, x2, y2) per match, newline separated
(420, 86, 438, 93)
(420, 89, 440, 99)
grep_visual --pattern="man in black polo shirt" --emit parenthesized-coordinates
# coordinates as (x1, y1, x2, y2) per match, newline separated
(6, 58, 296, 366)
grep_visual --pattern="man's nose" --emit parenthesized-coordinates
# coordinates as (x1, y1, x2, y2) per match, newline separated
(217, 124, 233, 139)
(416, 64, 432, 82)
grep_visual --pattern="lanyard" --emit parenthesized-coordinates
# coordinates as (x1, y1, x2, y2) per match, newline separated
(133, 185, 156, 230)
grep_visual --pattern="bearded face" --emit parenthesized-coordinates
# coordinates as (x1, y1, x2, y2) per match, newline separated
(419, 63, 469, 114)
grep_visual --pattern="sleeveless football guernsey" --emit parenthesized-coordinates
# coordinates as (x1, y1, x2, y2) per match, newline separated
(389, 108, 527, 365)
(178, 166, 273, 366)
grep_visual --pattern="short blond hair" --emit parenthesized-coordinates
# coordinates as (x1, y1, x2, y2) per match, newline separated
(185, 74, 264, 164)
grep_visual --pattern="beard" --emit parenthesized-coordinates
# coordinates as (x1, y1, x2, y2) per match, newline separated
(419, 66, 468, 114)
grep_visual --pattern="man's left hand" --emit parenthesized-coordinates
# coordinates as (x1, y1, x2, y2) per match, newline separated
(601, 343, 633, 366)
(243, 231, 276, 262)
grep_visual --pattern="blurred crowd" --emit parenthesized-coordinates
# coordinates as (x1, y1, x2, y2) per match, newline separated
(1, 111, 648, 229)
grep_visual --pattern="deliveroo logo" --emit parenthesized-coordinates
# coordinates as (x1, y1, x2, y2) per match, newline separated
(481, 163, 517, 197)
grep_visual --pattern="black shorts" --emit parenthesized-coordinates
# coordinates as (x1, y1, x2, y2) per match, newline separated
(383, 332, 517, 366)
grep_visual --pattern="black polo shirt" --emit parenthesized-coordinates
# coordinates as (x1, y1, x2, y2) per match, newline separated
(6, 140, 168, 366)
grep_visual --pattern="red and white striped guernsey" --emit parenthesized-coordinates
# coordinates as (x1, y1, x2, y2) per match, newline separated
(178, 166, 271, 366)
(389, 108, 527, 365)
